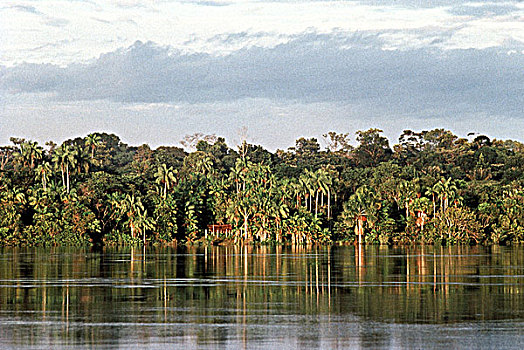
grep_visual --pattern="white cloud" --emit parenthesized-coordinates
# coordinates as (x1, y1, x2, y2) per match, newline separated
(121, 102, 180, 111)
(1, 1, 522, 150)
(1, 0, 522, 65)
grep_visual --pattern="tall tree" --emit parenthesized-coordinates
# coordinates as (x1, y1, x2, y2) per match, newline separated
(52, 145, 76, 193)
(85, 133, 102, 160)
(154, 164, 177, 199)
(341, 185, 378, 245)
(35, 161, 52, 191)
(354, 129, 392, 167)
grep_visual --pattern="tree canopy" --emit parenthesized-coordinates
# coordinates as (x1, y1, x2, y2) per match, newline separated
(1, 128, 524, 246)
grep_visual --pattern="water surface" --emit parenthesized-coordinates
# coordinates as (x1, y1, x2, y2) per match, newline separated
(1, 245, 523, 349)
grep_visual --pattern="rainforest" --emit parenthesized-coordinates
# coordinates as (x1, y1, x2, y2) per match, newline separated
(1, 128, 523, 246)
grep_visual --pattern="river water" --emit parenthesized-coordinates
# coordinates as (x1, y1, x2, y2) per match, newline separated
(0, 245, 523, 349)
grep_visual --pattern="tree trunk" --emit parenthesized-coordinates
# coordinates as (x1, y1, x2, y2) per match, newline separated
(66, 164, 70, 193)
(357, 218, 364, 245)
(327, 190, 331, 220)
(305, 194, 309, 211)
(315, 190, 319, 218)
(61, 166, 65, 190)
(244, 215, 248, 241)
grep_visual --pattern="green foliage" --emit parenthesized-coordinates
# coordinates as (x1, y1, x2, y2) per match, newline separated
(426, 206, 485, 244)
(1, 129, 524, 246)
(152, 194, 178, 243)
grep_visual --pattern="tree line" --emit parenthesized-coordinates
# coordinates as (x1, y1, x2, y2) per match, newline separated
(1, 128, 524, 246)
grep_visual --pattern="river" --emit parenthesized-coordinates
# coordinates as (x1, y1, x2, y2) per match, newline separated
(0, 245, 523, 349)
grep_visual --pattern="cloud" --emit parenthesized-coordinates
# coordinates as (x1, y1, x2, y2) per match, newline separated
(9, 5, 42, 14)
(2, 0, 523, 66)
(1, 1, 523, 150)
(449, 3, 522, 17)
(180, 0, 231, 6)
(1, 34, 523, 120)
(1, 63, 64, 92)
(45, 18, 70, 28)
(362, 0, 521, 8)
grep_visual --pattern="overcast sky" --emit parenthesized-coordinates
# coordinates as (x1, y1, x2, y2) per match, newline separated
(1, 0, 523, 150)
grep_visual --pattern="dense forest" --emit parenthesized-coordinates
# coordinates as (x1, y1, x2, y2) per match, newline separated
(1, 128, 524, 246)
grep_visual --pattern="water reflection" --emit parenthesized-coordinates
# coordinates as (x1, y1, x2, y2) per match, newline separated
(0, 245, 523, 348)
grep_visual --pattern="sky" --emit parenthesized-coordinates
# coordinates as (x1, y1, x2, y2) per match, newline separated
(0, 0, 523, 150)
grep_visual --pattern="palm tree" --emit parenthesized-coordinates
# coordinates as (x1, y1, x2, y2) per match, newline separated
(28, 141, 43, 169)
(85, 133, 101, 160)
(299, 170, 315, 212)
(314, 168, 332, 219)
(433, 177, 459, 215)
(432, 180, 445, 216)
(226, 192, 254, 241)
(425, 186, 438, 218)
(431, 177, 461, 240)
(35, 161, 52, 191)
(0, 146, 14, 171)
(16, 141, 43, 169)
(230, 165, 242, 194)
(195, 155, 214, 175)
(234, 157, 251, 193)
(52, 145, 76, 193)
(268, 187, 289, 242)
(119, 194, 152, 239)
(443, 178, 459, 212)
(341, 185, 377, 245)
(397, 179, 419, 220)
(73, 145, 91, 174)
(291, 180, 302, 209)
(154, 164, 177, 199)
(135, 207, 155, 244)
(412, 197, 430, 233)
(123, 194, 140, 239)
